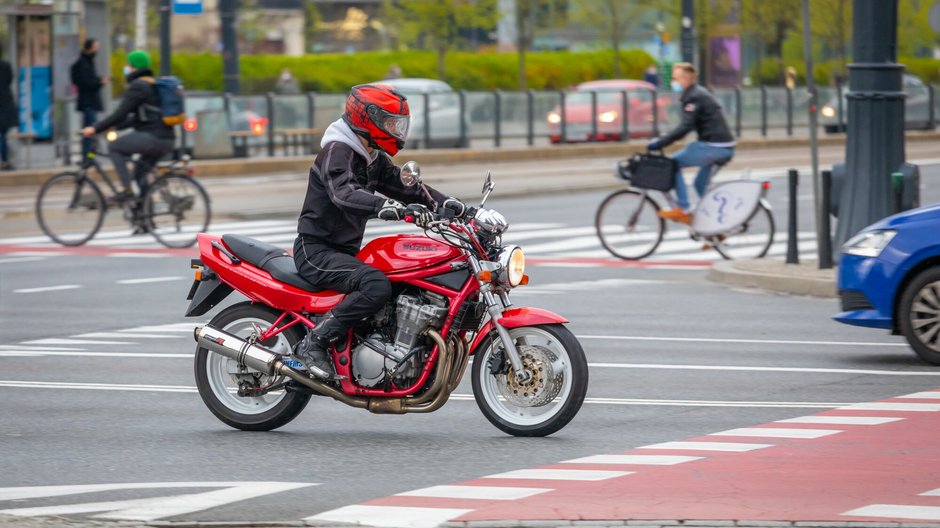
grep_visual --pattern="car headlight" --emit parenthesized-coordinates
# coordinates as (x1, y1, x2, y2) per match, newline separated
(821, 105, 836, 118)
(843, 230, 897, 257)
(598, 111, 618, 123)
(498, 247, 526, 287)
(547, 112, 561, 124)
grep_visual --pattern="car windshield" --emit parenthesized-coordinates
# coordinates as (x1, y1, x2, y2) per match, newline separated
(569, 88, 634, 104)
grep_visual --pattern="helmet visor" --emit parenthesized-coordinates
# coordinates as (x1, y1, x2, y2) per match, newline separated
(367, 105, 410, 142)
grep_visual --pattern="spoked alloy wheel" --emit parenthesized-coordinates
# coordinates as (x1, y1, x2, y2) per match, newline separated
(194, 302, 310, 431)
(595, 189, 665, 260)
(471, 324, 588, 437)
(713, 203, 775, 260)
(898, 269, 940, 366)
(143, 172, 211, 248)
(35, 172, 106, 246)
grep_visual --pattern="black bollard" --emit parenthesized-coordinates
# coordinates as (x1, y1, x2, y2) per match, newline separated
(786, 169, 799, 265)
(819, 170, 834, 269)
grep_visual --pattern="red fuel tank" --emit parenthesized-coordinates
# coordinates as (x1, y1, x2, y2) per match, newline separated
(358, 235, 462, 273)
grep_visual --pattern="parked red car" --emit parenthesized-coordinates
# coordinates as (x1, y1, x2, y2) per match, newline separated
(547, 80, 670, 143)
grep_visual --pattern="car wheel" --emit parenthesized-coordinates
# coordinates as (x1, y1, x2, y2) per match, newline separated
(898, 267, 940, 365)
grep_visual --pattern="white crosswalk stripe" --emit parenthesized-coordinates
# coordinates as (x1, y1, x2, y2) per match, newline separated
(0, 219, 821, 264)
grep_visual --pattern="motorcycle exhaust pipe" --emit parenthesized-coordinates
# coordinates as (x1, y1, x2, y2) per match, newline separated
(194, 325, 282, 375)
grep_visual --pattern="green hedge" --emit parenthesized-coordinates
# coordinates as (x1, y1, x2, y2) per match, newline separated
(111, 49, 655, 94)
(751, 56, 940, 87)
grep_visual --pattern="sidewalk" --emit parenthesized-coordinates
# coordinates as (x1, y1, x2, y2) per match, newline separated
(708, 259, 837, 298)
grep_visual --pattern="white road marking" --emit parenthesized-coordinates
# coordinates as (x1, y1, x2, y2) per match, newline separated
(73, 332, 186, 339)
(0, 345, 84, 351)
(306, 505, 473, 528)
(116, 276, 187, 285)
(106, 253, 166, 258)
(0, 351, 191, 358)
(838, 402, 940, 412)
(638, 441, 773, 452)
(709, 427, 841, 439)
(775, 416, 903, 425)
(0, 482, 317, 522)
(587, 362, 940, 376)
(896, 391, 940, 399)
(484, 469, 632, 481)
(561, 454, 703, 465)
(515, 278, 669, 295)
(23, 338, 136, 346)
(922, 488, 940, 496)
(13, 284, 82, 294)
(0, 381, 196, 393)
(580, 335, 908, 347)
(4, 251, 68, 257)
(0, 256, 45, 264)
(395, 485, 552, 501)
(120, 324, 201, 333)
(843, 504, 940, 521)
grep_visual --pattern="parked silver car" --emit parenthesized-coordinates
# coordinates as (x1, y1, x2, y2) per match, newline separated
(821, 73, 934, 133)
(378, 78, 469, 148)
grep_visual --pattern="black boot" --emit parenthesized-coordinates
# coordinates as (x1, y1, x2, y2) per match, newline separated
(294, 313, 345, 380)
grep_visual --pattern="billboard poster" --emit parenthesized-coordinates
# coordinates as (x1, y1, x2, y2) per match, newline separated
(709, 36, 741, 87)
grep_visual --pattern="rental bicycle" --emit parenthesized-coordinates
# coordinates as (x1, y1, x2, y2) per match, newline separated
(595, 154, 775, 260)
(36, 142, 210, 248)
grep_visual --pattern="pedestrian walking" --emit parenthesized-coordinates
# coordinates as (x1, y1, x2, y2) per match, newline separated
(0, 43, 17, 171)
(275, 68, 300, 94)
(644, 64, 660, 87)
(71, 38, 109, 162)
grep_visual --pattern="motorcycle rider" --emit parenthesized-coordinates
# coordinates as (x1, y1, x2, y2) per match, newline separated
(293, 83, 466, 379)
(647, 62, 735, 224)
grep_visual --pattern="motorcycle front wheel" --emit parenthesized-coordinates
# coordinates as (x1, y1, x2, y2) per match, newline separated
(194, 302, 310, 431)
(471, 324, 588, 437)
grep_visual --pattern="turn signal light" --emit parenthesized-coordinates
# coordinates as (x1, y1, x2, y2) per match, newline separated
(194, 269, 203, 281)
(477, 270, 493, 282)
(183, 118, 198, 132)
(519, 274, 529, 285)
(762, 181, 771, 190)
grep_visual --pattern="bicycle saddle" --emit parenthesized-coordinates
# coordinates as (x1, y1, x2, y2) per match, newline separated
(221, 234, 319, 292)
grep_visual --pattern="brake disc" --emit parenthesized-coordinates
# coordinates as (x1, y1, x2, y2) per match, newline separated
(497, 344, 564, 407)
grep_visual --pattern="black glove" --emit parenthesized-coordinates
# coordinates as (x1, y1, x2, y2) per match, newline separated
(647, 138, 663, 151)
(377, 199, 406, 221)
(405, 203, 434, 228)
(441, 197, 466, 218)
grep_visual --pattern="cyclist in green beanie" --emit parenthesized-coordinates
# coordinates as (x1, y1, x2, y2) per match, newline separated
(82, 50, 175, 217)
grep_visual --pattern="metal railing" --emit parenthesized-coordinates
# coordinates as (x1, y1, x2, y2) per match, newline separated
(50, 83, 940, 164)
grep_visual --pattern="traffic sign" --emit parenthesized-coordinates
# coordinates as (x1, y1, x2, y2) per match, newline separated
(173, 0, 203, 15)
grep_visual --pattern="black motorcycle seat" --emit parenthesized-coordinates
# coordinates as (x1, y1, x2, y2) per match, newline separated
(221, 234, 319, 292)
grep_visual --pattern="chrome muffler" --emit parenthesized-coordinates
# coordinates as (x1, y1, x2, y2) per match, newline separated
(194, 325, 281, 375)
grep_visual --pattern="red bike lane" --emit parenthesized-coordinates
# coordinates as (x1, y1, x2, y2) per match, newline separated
(312, 390, 940, 526)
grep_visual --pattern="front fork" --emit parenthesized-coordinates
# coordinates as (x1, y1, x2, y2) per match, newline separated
(469, 258, 532, 383)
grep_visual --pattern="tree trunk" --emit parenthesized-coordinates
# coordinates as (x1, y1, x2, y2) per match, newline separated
(437, 46, 447, 81)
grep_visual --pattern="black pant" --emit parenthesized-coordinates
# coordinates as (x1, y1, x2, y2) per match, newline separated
(293, 236, 392, 327)
(80, 108, 97, 160)
(108, 131, 175, 195)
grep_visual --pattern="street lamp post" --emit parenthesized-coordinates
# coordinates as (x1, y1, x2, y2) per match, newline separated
(680, 0, 694, 64)
(833, 0, 906, 249)
(220, 0, 241, 94)
(159, 0, 171, 76)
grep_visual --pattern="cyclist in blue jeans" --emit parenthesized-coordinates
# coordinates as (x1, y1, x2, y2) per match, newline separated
(647, 62, 735, 224)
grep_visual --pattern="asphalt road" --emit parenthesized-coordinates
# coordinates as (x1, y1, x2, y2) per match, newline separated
(2, 161, 940, 525)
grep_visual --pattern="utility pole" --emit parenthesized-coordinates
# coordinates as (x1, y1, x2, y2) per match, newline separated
(135, 0, 147, 49)
(220, 0, 241, 94)
(680, 0, 695, 64)
(159, 0, 171, 76)
(833, 0, 906, 249)
(801, 0, 829, 268)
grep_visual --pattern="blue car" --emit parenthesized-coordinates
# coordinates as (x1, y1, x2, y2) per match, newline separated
(834, 202, 940, 365)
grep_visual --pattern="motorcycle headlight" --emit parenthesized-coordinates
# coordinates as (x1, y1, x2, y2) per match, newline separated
(843, 230, 896, 258)
(498, 247, 526, 287)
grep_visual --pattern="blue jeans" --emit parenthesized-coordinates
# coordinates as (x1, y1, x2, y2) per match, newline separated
(80, 108, 98, 160)
(672, 142, 734, 210)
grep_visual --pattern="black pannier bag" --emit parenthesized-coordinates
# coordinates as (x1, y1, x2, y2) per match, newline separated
(617, 152, 678, 192)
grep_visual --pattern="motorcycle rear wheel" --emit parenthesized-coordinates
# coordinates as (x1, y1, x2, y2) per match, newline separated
(194, 302, 310, 431)
(471, 324, 588, 437)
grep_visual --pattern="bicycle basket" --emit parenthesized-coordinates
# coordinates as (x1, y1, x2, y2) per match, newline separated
(618, 153, 677, 192)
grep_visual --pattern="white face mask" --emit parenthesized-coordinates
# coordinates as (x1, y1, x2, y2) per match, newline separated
(123, 65, 133, 77)
(671, 80, 684, 93)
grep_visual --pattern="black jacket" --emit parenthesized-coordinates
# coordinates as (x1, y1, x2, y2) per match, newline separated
(0, 60, 16, 130)
(298, 141, 447, 255)
(93, 69, 174, 140)
(70, 53, 103, 112)
(658, 84, 735, 148)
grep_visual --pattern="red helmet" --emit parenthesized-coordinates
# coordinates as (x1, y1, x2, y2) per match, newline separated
(343, 84, 410, 156)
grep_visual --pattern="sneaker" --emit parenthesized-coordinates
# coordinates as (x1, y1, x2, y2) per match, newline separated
(658, 208, 692, 224)
(0, 161, 13, 171)
(108, 190, 136, 204)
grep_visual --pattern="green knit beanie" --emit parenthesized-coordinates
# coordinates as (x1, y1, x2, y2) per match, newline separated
(127, 50, 151, 70)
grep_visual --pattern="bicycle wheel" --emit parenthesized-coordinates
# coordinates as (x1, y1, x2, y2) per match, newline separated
(142, 172, 211, 248)
(595, 189, 665, 260)
(713, 202, 775, 260)
(35, 172, 106, 246)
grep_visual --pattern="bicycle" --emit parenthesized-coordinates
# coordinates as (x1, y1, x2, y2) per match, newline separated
(595, 153, 775, 260)
(35, 140, 211, 248)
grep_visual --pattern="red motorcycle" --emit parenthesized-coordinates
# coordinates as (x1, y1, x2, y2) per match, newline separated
(185, 163, 588, 437)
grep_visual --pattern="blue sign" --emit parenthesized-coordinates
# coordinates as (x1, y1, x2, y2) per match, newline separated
(173, 0, 203, 15)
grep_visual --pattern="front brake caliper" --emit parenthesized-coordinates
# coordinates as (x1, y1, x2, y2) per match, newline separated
(488, 348, 509, 375)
